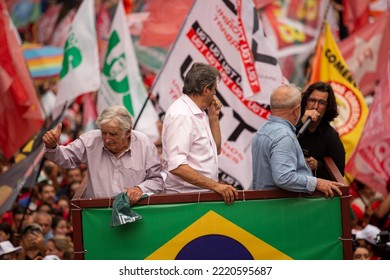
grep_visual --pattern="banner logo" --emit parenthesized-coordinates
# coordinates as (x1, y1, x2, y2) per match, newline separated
(102, 30, 134, 115)
(331, 81, 362, 136)
(60, 28, 82, 78)
(146, 211, 292, 260)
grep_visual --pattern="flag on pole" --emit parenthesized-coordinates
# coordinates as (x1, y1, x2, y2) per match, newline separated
(0, 144, 45, 215)
(22, 43, 63, 79)
(260, 0, 329, 86)
(345, 51, 390, 196)
(151, 0, 282, 188)
(339, 11, 390, 96)
(309, 22, 369, 163)
(52, 0, 100, 119)
(97, 0, 159, 142)
(342, 0, 371, 35)
(0, 104, 65, 214)
(139, 0, 194, 49)
(0, 0, 44, 160)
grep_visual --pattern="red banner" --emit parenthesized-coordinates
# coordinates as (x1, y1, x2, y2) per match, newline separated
(0, 0, 43, 160)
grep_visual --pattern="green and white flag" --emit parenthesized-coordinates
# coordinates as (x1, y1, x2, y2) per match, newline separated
(97, 1, 159, 141)
(53, 0, 100, 119)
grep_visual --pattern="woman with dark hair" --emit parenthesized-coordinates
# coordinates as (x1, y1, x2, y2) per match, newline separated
(296, 81, 345, 180)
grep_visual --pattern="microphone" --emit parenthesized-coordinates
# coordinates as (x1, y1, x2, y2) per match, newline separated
(297, 117, 311, 139)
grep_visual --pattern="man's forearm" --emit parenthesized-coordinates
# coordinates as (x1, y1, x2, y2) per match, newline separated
(170, 164, 218, 191)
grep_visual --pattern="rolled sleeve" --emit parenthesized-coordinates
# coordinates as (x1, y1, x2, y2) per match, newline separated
(167, 154, 188, 171)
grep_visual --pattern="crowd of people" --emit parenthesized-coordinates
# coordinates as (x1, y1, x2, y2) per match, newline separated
(1, 61, 389, 260)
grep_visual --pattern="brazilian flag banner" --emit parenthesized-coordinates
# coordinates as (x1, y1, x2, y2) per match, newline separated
(78, 194, 347, 260)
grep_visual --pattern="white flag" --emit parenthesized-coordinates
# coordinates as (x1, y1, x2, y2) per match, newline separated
(152, 0, 279, 189)
(53, 0, 100, 119)
(97, 1, 159, 142)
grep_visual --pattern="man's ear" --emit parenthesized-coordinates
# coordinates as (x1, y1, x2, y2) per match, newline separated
(202, 86, 209, 95)
(126, 129, 131, 138)
(294, 105, 301, 118)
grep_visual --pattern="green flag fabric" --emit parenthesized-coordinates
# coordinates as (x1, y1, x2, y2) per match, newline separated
(111, 192, 142, 227)
(83, 196, 344, 260)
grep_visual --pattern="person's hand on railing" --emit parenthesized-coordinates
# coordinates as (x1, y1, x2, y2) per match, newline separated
(316, 178, 344, 198)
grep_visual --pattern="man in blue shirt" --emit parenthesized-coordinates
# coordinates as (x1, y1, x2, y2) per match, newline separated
(252, 84, 343, 197)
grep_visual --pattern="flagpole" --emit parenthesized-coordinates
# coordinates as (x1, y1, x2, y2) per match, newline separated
(16, 151, 46, 242)
(17, 103, 68, 236)
(133, 93, 154, 129)
(304, 0, 333, 85)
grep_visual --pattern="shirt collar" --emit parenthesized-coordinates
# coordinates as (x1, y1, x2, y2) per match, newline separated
(269, 115, 297, 133)
(181, 94, 204, 117)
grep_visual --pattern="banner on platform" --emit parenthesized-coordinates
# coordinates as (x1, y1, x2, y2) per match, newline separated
(82, 198, 344, 260)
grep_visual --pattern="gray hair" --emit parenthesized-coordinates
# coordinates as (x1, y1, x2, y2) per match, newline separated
(182, 62, 221, 96)
(96, 106, 133, 131)
(270, 84, 301, 110)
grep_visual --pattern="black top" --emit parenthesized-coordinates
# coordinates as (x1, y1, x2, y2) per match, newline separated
(296, 121, 345, 180)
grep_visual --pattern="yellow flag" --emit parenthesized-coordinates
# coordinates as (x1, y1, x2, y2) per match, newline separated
(309, 23, 369, 163)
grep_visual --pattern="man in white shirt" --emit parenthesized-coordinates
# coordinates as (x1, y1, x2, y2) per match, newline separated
(162, 62, 238, 204)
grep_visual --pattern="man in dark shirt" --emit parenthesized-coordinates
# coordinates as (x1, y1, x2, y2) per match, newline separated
(296, 81, 345, 180)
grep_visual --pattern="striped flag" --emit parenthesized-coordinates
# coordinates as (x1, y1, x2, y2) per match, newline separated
(22, 43, 63, 79)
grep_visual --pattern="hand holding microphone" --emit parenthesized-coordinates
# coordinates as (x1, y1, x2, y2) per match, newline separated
(297, 110, 320, 139)
(297, 117, 312, 139)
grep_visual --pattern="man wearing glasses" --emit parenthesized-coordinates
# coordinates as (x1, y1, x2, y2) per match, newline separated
(252, 84, 344, 197)
(297, 81, 345, 180)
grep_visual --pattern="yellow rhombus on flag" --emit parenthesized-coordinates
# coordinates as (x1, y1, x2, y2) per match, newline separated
(309, 22, 369, 165)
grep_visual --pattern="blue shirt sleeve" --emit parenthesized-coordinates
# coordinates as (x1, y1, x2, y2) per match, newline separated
(270, 133, 315, 193)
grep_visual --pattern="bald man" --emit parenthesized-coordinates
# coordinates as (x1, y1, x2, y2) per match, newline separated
(251, 84, 344, 198)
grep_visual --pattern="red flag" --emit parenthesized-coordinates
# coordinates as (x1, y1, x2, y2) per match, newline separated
(339, 11, 390, 96)
(139, 0, 194, 48)
(123, 0, 132, 14)
(252, 0, 274, 9)
(0, 0, 44, 160)
(343, 0, 370, 34)
(345, 51, 390, 196)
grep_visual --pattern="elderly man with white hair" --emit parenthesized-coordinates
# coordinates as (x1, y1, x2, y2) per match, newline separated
(43, 105, 163, 204)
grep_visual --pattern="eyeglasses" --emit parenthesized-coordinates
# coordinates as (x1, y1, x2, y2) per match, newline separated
(307, 97, 328, 106)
